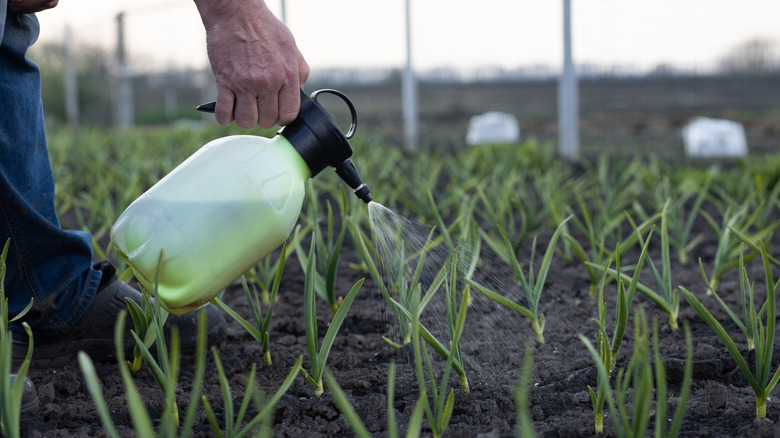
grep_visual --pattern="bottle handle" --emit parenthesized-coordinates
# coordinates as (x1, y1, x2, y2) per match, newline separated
(309, 89, 358, 139)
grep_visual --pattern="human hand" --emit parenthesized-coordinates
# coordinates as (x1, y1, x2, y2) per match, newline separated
(195, 0, 310, 129)
(8, 0, 58, 14)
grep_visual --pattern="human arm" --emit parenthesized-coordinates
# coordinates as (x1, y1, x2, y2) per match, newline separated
(194, 0, 309, 129)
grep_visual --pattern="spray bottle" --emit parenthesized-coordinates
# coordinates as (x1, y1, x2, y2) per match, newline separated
(110, 89, 371, 315)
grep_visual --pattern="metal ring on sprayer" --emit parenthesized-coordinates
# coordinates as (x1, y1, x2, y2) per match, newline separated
(311, 89, 358, 139)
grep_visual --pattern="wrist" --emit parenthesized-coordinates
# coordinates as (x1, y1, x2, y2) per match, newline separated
(195, 0, 272, 31)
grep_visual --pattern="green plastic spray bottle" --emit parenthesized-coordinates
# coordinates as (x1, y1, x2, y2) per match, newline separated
(110, 89, 371, 315)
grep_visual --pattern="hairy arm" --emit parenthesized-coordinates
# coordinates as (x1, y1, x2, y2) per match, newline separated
(194, 0, 310, 129)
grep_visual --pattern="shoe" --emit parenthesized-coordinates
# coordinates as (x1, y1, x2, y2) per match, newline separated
(13, 261, 227, 369)
(9, 374, 39, 415)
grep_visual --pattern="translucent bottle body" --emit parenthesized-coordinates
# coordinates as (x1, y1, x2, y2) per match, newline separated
(110, 135, 310, 315)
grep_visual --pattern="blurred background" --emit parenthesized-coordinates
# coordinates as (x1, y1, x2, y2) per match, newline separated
(31, 0, 780, 158)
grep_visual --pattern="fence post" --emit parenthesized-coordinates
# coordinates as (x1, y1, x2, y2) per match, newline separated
(116, 12, 134, 127)
(558, 0, 579, 160)
(402, 0, 419, 150)
(63, 26, 79, 129)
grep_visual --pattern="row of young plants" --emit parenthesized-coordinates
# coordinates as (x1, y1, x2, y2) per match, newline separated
(2, 126, 776, 436)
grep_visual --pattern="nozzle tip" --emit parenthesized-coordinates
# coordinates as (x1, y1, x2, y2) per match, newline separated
(354, 184, 372, 203)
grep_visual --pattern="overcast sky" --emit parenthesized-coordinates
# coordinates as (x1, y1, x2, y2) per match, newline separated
(34, 0, 780, 72)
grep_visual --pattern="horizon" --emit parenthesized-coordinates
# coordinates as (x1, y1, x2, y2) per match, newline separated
(33, 0, 780, 74)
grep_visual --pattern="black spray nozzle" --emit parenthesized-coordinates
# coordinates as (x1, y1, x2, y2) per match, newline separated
(335, 159, 372, 203)
(281, 89, 372, 203)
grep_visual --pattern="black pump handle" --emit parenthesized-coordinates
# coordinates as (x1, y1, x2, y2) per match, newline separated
(195, 89, 358, 139)
(310, 89, 358, 139)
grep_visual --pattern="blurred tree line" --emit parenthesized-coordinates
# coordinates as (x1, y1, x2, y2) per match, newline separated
(718, 38, 780, 74)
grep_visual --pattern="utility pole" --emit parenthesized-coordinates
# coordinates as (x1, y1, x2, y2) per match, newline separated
(116, 12, 134, 127)
(402, 0, 419, 150)
(63, 26, 79, 129)
(558, 0, 579, 160)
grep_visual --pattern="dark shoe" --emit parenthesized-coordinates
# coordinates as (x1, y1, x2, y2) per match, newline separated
(13, 261, 227, 369)
(9, 374, 39, 415)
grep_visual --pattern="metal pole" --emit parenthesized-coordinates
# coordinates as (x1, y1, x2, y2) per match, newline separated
(280, 0, 287, 24)
(63, 26, 79, 129)
(402, 0, 419, 150)
(116, 12, 134, 127)
(558, 0, 579, 160)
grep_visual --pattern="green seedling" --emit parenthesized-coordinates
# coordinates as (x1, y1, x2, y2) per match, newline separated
(469, 216, 571, 344)
(364, 226, 472, 392)
(653, 319, 693, 438)
(244, 242, 292, 306)
(314, 188, 350, 314)
(124, 286, 158, 373)
(571, 154, 643, 249)
(728, 224, 780, 272)
(212, 244, 287, 365)
(659, 175, 711, 265)
(294, 188, 354, 315)
(529, 157, 575, 218)
(586, 261, 622, 435)
(591, 205, 680, 330)
(410, 278, 470, 438)
(692, 246, 767, 351)
(294, 211, 341, 314)
(383, 283, 471, 393)
(323, 362, 427, 438)
(80, 310, 206, 438)
(566, 210, 660, 297)
(127, 252, 180, 424)
(710, 166, 780, 231)
(638, 201, 681, 330)
(513, 344, 538, 438)
(745, 169, 780, 229)
(444, 245, 467, 378)
(0, 239, 35, 438)
(681, 241, 780, 419)
(475, 178, 529, 256)
(581, 308, 692, 438)
(351, 219, 410, 345)
(300, 233, 364, 396)
(358, 212, 449, 347)
(397, 157, 444, 222)
(202, 350, 303, 438)
(585, 235, 652, 435)
(700, 203, 777, 294)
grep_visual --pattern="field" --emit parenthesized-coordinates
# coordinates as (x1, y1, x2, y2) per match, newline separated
(6, 77, 780, 437)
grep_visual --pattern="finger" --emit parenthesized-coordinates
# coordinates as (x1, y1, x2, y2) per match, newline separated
(234, 92, 260, 130)
(256, 89, 279, 130)
(298, 53, 311, 85)
(214, 88, 235, 126)
(276, 84, 300, 127)
(8, 0, 58, 13)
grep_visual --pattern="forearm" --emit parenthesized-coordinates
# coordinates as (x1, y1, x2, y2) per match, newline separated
(194, 0, 273, 33)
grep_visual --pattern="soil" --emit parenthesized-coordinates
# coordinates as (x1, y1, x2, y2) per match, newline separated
(18, 205, 780, 438)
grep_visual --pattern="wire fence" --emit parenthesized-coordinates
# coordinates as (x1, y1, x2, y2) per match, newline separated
(32, 0, 780, 157)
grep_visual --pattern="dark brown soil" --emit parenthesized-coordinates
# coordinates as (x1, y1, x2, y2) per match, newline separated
(18, 209, 780, 438)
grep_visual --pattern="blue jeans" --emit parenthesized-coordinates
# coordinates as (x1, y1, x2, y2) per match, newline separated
(0, 8, 101, 342)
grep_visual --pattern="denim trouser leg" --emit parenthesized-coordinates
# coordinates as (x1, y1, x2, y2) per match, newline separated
(0, 11, 100, 342)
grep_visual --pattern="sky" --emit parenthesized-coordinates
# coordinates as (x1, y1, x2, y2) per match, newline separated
(34, 0, 780, 73)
